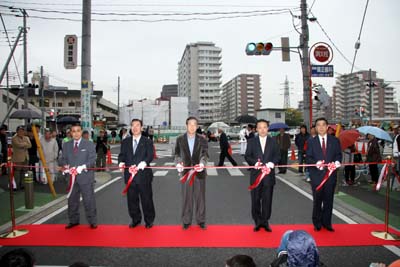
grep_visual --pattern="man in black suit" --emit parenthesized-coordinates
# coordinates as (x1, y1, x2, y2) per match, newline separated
(217, 128, 237, 166)
(118, 119, 155, 229)
(174, 117, 208, 230)
(306, 117, 342, 232)
(245, 119, 280, 232)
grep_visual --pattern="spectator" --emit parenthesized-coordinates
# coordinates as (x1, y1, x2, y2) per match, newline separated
(62, 128, 72, 145)
(246, 124, 255, 140)
(0, 124, 8, 175)
(275, 128, 291, 174)
(270, 230, 324, 267)
(343, 144, 356, 185)
(148, 126, 154, 141)
(226, 255, 256, 267)
(239, 125, 249, 156)
(27, 125, 40, 183)
(96, 129, 108, 171)
(0, 248, 35, 267)
(82, 130, 91, 141)
(217, 128, 237, 167)
(52, 129, 63, 153)
(367, 134, 381, 185)
(12, 126, 32, 190)
(121, 128, 129, 140)
(392, 125, 400, 191)
(40, 128, 59, 183)
(111, 130, 117, 144)
(295, 125, 310, 175)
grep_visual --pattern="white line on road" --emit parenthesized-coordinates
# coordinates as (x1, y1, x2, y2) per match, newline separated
(225, 162, 243, 176)
(207, 162, 218, 176)
(154, 171, 169, 176)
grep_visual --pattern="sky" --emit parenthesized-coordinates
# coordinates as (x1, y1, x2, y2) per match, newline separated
(0, 0, 399, 109)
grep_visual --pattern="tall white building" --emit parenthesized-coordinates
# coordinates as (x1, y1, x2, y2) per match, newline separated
(332, 70, 398, 123)
(221, 74, 261, 123)
(178, 42, 222, 123)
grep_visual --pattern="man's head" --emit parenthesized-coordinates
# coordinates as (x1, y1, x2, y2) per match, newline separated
(16, 126, 25, 137)
(186, 116, 198, 136)
(315, 117, 328, 136)
(70, 124, 82, 141)
(0, 124, 8, 134)
(82, 130, 90, 140)
(218, 128, 223, 134)
(51, 130, 58, 138)
(99, 129, 105, 137)
(131, 119, 143, 137)
(66, 128, 71, 138)
(300, 125, 307, 134)
(310, 126, 316, 136)
(256, 119, 269, 137)
(279, 128, 285, 135)
(44, 128, 52, 140)
(225, 254, 256, 267)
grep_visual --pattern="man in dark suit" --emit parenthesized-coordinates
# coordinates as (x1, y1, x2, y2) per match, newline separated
(118, 119, 155, 229)
(59, 123, 97, 229)
(175, 117, 208, 230)
(245, 119, 280, 232)
(306, 117, 342, 232)
(217, 128, 237, 166)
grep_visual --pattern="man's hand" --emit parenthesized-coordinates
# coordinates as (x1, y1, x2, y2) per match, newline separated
(316, 160, 325, 170)
(176, 162, 184, 173)
(118, 162, 125, 172)
(137, 161, 147, 170)
(334, 161, 341, 168)
(194, 163, 204, 172)
(266, 162, 275, 169)
(254, 161, 263, 170)
(76, 164, 87, 174)
(62, 165, 70, 175)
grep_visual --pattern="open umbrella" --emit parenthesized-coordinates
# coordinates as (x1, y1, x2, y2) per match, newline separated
(339, 129, 360, 150)
(117, 123, 127, 127)
(269, 122, 289, 132)
(235, 114, 257, 124)
(9, 109, 41, 120)
(357, 126, 393, 142)
(57, 116, 79, 124)
(208, 121, 230, 129)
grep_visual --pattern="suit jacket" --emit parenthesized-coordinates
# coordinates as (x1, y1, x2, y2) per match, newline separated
(59, 138, 96, 185)
(245, 136, 281, 186)
(11, 135, 32, 163)
(118, 135, 154, 184)
(174, 133, 208, 179)
(219, 132, 229, 151)
(306, 135, 342, 188)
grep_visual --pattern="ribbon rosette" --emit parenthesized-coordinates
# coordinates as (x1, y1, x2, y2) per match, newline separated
(316, 162, 336, 191)
(180, 169, 198, 186)
(248, 165, 271, 190)
(66, 167, 78, 198)
(122, 165, 138, 195)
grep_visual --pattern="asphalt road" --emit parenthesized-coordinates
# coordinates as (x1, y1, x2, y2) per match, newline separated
(0, 142, 398, 266)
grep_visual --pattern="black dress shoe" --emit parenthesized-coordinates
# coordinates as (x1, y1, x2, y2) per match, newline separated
(263, 224, 272, 232)
(129, 221, 140, 228)
(314, 226, 321, 231)
(65, 223, 79, 229)
(183, 224, 190, 230)
(90, 224, 97, 229)
(253, 225, 261, 232)
(198, 223, 207, 230)
(145, 223, 153, 229)
(324, 225, 335, 232)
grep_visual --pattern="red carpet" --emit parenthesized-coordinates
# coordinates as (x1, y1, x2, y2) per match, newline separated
(0, 224, 399, 248)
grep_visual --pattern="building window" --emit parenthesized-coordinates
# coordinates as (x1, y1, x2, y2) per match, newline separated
(44, 99, 50, 107)
(57, 102, 63, 107)
(68, 101, 75, 107)
(275, 112, 281, 118)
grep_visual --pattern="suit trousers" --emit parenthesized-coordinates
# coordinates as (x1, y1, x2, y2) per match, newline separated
(278, 149, 288, 173)
(127, 182, 155, 225)
(312, 182, 335, 228)
(181, 176, 206, 225)
(68, 181, 97, 225)
(14, 161, 27, 189)
(218, 149, 237, 166)
(251, 181, 274, 226)
(369, 164, 379, 183)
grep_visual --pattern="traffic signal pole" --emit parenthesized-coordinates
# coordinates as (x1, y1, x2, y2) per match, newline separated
(300, 0, 311, 129)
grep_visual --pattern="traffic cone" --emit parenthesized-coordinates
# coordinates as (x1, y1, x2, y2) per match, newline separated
(361, 142, 366, 155)
(153, 144, 158, 159)
(291, 146, 296, 160)
(106, 149, 112, 165)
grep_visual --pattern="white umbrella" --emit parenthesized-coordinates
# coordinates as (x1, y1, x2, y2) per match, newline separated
(208, 121, 230, 129)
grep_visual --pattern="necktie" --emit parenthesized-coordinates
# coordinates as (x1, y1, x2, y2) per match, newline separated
(133, 139, 138, 155)
(73, 141, 78, 154)
(322, 137, 326, 156)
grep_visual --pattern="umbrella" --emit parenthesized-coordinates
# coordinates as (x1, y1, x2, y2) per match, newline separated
(208, 121, 230, 129)
(57, 116, 79, 124)
(117, 123, 127, 127)
(9, 109, 41, 120)
(269, 122, 289, 132)
(235, 114, 257, 124)
(357, 126, 393, 143)
(339, 129, 360, 150)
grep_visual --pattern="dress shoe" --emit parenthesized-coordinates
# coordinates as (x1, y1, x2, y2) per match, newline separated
(129, 221, 140, 228)
(314, 226, 321, 231)
(198, 223, 207, 230)
(183, 224, 190, 230)
(324, 225, 335, 232)
(253, 225, 262, 232)
(263, 224, 272, 232)
(90, 224, 97, 229)
(65, 223, 79, 229)
(145, 223, 154, 229)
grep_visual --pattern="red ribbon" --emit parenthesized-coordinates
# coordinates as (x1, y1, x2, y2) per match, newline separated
(316, 162, 336, 191)
(122, 165, 138, 195)
(180, 170, 197, 186)
(375, 162, 389, 191)
(66, 167, 78, 197)
(248, 165, 271, 190)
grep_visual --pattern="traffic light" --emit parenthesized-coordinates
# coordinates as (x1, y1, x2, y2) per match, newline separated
(245, 42, 273, 55)
(49, 109, 55, 120)
(361, 107, 365, 116)
(355, 108, 358, 116)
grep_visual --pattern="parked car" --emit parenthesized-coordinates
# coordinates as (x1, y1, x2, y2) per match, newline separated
(225, 127, 240, 140)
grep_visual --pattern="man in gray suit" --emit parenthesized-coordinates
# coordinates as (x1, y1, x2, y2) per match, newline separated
(59, 123, 97, 229)
(174, 117, 208, 230)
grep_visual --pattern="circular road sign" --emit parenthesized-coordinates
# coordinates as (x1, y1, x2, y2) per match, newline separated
(314, 45, 330, 63)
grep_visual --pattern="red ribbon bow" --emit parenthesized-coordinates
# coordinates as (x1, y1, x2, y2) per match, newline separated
(316, 162, 336, 191)
(66, 167, 78, 197)
(248, 165, 271, 190)
(180, 169, 197, 186)
(122, 165, 138, 195)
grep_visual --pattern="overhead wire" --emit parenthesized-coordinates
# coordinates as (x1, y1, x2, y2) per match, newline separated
(350, 0, 369, 74)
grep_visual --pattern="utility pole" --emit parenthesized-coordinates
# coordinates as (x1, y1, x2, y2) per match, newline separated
(368, 68, 374, 123)
(117, 76, 120, 123)
(300, 0, 311, 128)
(40, 66, 45, 131)
(22, 9, 28, 113)
(81, 0, 92, 131)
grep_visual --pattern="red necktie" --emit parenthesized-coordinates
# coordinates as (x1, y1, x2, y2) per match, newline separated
(73, 142, 79, 154)
(322, 137, 326, 156)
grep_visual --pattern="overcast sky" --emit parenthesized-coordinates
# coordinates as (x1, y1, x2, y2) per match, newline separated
(1, 0, 399, 109)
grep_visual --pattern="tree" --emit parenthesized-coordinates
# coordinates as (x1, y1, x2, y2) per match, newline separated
(285, 108, 303, 126)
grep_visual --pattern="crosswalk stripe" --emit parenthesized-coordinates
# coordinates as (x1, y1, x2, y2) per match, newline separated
(225, 162, 244, 176)
(164, 162, 175, 166)
(154, 171, 169, 176)
(207, 162, 218, 176)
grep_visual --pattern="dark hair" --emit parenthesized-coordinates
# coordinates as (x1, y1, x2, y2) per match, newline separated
(131, 118, 143, 126)
(256, 119, 269, 127)
(82, 130, 89, 135)
(0, 248, 35, 267)
(314, 117, 328, 126)
(16, 125, 25, 131)
(300, 124, 307, 130)
(186, 116, 198, 125)
(226, 255, 256, 267)
(70, 122, 82, 129)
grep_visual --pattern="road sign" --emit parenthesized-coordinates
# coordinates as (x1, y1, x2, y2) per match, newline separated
(64, 35, 78, 69)
(310, 42, 333, 65)
(311, 65, 334, 77)
(314, 45, 330, 63)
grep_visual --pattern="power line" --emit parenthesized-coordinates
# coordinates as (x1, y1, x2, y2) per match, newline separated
(350, 0, 369, 74)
